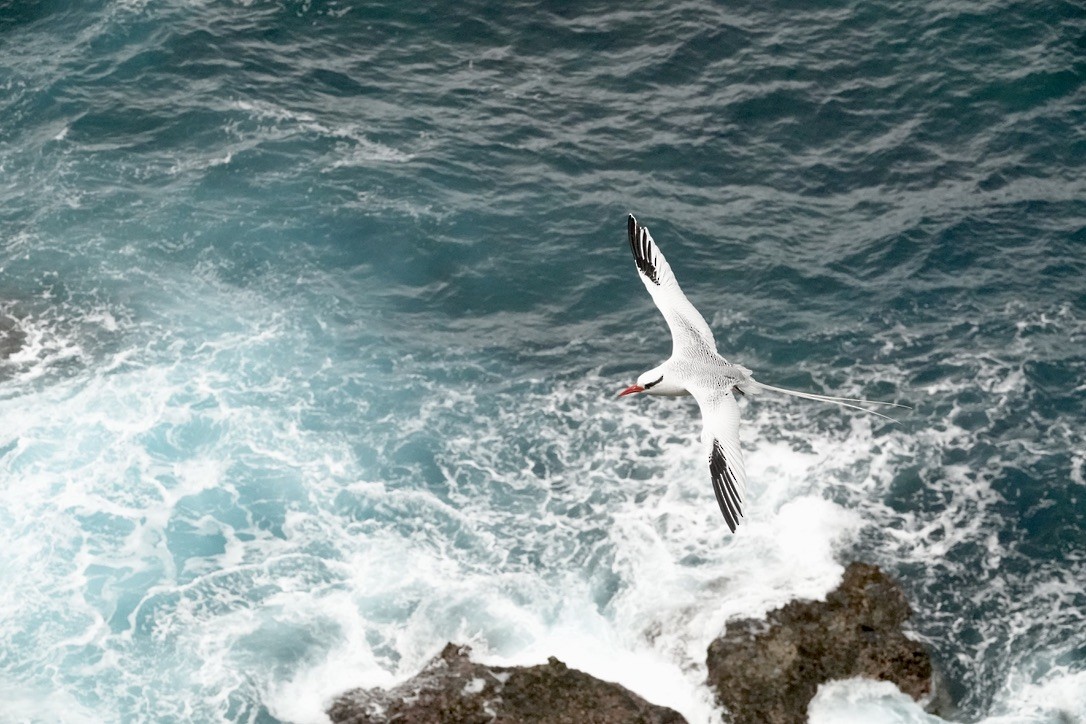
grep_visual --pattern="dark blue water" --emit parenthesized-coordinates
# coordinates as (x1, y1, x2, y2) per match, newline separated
(2, 1, 1084, 722)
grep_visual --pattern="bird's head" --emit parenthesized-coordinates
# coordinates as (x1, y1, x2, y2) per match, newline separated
(618, 366, 667, 397)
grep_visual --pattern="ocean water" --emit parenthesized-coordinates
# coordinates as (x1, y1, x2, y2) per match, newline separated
(1, 1, 1084, 722)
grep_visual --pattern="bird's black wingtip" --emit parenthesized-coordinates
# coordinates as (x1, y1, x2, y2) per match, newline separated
(626, 214, 661, 285)
(710, 440, 743, 533)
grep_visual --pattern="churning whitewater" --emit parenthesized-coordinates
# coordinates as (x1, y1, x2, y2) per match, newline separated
(1, 1, 1084, 722)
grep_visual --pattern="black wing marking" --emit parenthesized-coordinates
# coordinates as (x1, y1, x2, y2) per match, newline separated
(709, 439, 744, 533)
(628, 215, 660, 286)
(623, 214, 718, 355)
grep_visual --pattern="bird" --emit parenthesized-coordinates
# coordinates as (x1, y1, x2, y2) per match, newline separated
(618, 214, 907, 533)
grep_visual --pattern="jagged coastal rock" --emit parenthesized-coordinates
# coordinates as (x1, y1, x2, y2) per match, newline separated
(706, 561, 936, 724)
(328, 563, 941, 723)
(327, 642, 687, 724)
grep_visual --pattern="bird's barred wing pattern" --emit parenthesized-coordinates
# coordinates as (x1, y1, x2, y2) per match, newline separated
(627, 215, 718, 357)
(691, 387, 747, 533)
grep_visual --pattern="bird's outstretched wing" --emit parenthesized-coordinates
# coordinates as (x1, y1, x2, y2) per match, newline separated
(691, 387, 747, 533)
(627, 215, 717, 357)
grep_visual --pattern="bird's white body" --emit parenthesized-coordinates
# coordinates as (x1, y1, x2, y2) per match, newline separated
(635, 356, 753, 398)
(620, 215, 905, 532)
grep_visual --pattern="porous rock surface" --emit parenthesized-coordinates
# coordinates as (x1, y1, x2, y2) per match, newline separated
(706, 561, 935, 724)
(327, 642, 687, 724)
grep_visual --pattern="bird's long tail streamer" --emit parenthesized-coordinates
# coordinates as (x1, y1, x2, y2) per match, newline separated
(750, 381, 909, 422)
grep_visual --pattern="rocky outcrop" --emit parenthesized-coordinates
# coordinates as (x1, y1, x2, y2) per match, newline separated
(328, 643, 687, 724)
(328, 563, 944, 724)
(706, 562, 936, 724)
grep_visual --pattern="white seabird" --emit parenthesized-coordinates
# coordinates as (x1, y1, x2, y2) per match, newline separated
(618, 214, 906, 532)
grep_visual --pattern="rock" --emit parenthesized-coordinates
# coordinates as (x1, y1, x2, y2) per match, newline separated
(706, 562, 937, 724)
(328, 642, 687, 724)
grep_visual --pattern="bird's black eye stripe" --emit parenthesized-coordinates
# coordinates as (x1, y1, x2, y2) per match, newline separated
(643, 375, 664, 390)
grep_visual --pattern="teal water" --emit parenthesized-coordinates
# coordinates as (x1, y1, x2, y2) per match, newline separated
(1, 1, 1084, 722)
